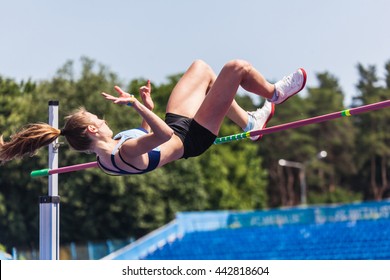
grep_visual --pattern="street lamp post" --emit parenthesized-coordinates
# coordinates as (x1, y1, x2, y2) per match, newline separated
(278, 151, 327, 205)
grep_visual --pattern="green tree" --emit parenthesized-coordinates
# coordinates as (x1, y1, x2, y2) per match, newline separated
(260, 94, 313, 206)
(305, 72, 359, 203)
(0, 76, 43, 249)
(353, 62, 390, 200)
(1, 57, 270, 252)
(261, 72, 360, 206)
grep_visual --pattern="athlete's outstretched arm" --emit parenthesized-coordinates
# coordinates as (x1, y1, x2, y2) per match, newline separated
(101, 86, 174, 156)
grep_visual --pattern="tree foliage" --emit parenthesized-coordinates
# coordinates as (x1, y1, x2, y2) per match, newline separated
(1, 57, 390, 252)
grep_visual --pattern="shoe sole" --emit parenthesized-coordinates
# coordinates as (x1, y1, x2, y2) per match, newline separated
(251, 102, 275, 141)
(277, 68, 307, 104)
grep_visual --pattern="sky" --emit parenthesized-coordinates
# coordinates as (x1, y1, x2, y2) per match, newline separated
(1, 0, 390, 106)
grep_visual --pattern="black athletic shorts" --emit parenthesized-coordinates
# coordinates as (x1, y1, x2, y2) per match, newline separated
(165, 113, 217, 159)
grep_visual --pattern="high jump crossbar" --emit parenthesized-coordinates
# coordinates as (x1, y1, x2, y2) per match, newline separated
(31, 161, 98, 177)
(214, 99, 390, 144)
(31, 99, 390, 177)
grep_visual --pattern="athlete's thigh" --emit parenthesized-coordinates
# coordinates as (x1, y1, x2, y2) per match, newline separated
(166, 60, 215, 117)
(194, 66, 241, 135)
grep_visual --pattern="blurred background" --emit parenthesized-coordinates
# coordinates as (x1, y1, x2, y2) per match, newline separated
(1, 0, 390, 259)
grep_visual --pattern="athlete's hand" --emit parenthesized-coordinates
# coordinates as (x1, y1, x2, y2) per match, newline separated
(139, 80, 154, 110)
(101, 86, 137, 105)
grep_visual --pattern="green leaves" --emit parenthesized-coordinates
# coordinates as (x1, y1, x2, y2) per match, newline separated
(1, 57, 390, 252)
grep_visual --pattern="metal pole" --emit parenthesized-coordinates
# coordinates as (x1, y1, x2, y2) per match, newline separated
(279, 151, 327, 205)
(279, 159, 307, 205)
(39, 101, 60, 260)
(299, 167, 307, 205)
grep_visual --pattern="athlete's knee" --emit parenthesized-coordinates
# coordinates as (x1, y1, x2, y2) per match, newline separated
(190, 59, 215, 78)
(223, 59, 252, 76)
(191, 59, 211, 71)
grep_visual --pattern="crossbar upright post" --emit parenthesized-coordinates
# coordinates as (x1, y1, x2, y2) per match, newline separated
(39, 101, 60, 260)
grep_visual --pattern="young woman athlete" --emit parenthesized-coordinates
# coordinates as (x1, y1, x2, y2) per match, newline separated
(0, 59, 306, 175)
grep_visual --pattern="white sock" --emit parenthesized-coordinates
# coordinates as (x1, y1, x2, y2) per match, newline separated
(267, 87, 279, 103)
(243, 114, 255, 132)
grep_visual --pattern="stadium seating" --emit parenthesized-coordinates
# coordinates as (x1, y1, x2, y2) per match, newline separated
(103, 200, 390, 260)
(144, 220, 390, 259)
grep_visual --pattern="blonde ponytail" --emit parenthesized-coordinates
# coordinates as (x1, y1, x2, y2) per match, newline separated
(0, 107, 95, 164)
(0, 123, 60, 164)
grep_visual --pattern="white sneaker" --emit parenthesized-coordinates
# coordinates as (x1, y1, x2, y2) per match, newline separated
(273, 68, 307, 104)
(248, 100, 275, 141)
